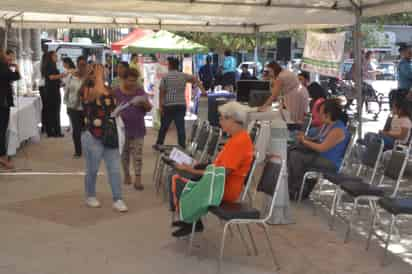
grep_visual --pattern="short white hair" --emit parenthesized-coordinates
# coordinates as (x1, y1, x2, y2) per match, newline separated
(218, 101, 250, 125)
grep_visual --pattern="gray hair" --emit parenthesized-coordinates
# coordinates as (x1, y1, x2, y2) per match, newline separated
(218, 101, 250, 126)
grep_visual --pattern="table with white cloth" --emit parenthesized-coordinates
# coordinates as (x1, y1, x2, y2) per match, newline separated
(246, 110, 294, 225)
(7, 96, 42, 156)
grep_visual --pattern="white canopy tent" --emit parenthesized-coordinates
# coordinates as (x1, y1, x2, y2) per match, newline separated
(0, 1, 410, 33)
(2, 0, 412, 135)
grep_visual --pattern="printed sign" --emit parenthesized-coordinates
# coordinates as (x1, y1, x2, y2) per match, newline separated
(301, 31, 346, 78)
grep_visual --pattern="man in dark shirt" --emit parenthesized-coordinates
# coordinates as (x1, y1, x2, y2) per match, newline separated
(0, 49, 20, 169)
(239, 64, 256, 80)
(198, 56, 215, 91)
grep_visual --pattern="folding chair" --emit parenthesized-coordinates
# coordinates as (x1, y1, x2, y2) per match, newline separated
(367, 197, 412, 265)
(155, 122, 211, 193)
(152, 119, 204, 182)
(199, 160, 286, 272)
(327, 138, 384, 230)
(338, 145, 410, 243)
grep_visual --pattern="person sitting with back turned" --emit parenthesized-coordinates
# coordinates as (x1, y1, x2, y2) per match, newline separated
(169, 101, 254, 237)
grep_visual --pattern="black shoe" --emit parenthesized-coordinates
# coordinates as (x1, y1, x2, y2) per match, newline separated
(73, 153, 82, 158)
(172, 222, 204, 237)
(171, 221, 187, 227)
(152, 144, 161, 151)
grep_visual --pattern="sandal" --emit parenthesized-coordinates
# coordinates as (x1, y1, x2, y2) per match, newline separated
(0, 159, 14, 170)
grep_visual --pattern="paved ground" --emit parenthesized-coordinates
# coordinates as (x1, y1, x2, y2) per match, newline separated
(1, 117, 412, 274)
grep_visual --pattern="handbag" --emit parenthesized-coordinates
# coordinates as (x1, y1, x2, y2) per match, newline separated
(101, 98, 119, 149)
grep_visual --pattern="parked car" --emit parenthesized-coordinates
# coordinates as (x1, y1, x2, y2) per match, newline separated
(376, 62, 397, 80)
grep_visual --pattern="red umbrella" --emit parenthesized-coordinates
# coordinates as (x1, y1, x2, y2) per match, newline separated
(111, 28, 154, 52)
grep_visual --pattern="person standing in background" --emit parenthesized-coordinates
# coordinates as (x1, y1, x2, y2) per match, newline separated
(64, 56, 87, 158)
(154, 57, 204, 149)
(298, 71, 310, 88)
(0, 49, 20, 169)
(39, 52, 48, 133)
(41, 51, 66, 137)
(239, 64, 255, 80)
(129, 53, 143, 85)
(222, 50, 237, 92)
(398, 45, 412, 91)
(259, 61, 309, 124)
(198, 55, 215, 92)
(111, 61, 129, 90)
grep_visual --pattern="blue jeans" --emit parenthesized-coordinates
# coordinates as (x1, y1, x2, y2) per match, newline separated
(81, 131, 122, 201)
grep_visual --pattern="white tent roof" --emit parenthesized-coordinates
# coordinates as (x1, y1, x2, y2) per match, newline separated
(1, 1, 412, 33)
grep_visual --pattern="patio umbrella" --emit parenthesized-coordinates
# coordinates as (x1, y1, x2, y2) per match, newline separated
(122, 30, 208, 54)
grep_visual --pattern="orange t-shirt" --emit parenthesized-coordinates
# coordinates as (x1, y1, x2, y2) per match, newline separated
(213, 130, 254, 202)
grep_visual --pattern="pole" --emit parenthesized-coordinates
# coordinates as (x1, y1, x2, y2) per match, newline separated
(3, 21, 9, 50)
(353, 7, 363, 137)
(254, 30, 260, 77)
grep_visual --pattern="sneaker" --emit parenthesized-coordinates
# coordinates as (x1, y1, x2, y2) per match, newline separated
(86, 197, 101, 208)
(113, 200, 128, 212)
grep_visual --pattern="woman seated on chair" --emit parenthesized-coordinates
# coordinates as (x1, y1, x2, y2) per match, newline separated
(307, 82, 328, 136)
(288, 98, 350, 200)
(359, 94, 412, 151)
(170, 101, 254, 237)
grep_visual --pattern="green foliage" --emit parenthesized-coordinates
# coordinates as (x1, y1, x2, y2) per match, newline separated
(176, 31, 304, 52)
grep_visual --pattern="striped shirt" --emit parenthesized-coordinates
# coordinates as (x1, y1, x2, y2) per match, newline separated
(160, 70, 193, 106)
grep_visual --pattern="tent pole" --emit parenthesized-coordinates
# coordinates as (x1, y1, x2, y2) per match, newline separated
(3, 21, 9, 50)
(254, 29, 259, 77)
(353, 7, 363, 137)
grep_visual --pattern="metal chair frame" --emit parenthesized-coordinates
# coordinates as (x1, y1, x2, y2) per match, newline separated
(156, 127, 214, 197)
(187, 160, 286, 273)
(152, 119, 204, 183)
(328, 139, 385, 231)
(366, 198, 412, 266)
(339, 144, 410, 244)
(154, 121, 210, 193)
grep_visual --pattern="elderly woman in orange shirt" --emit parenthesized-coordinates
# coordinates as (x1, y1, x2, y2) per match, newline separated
(170, 101, 254, 237)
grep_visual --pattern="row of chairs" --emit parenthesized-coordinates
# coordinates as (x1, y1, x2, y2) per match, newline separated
(298, 124, 412, 265)
(153, 119, 223, 197)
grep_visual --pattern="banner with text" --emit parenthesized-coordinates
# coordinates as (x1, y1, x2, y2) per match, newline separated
(301, 31, 346, 78)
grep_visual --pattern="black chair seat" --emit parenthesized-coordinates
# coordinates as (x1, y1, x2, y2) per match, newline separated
(322, 172, 363, 185)
(340, 180, 385, 197)
(209, 202, 260, 221)
(379, 198, 412, 215)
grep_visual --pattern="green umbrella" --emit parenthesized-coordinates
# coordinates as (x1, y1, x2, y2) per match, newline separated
(122, 30, 208, 54)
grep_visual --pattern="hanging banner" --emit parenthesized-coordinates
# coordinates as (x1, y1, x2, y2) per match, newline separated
(301, 31, 346, 78)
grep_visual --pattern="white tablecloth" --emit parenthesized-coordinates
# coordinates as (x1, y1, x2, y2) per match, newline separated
(7, 96, 42, 156)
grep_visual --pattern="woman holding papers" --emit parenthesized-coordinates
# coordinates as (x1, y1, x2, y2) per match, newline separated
(114, 68, 152, 190)
(259, 61, 309, 124)
(170, 101, 254, 237)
